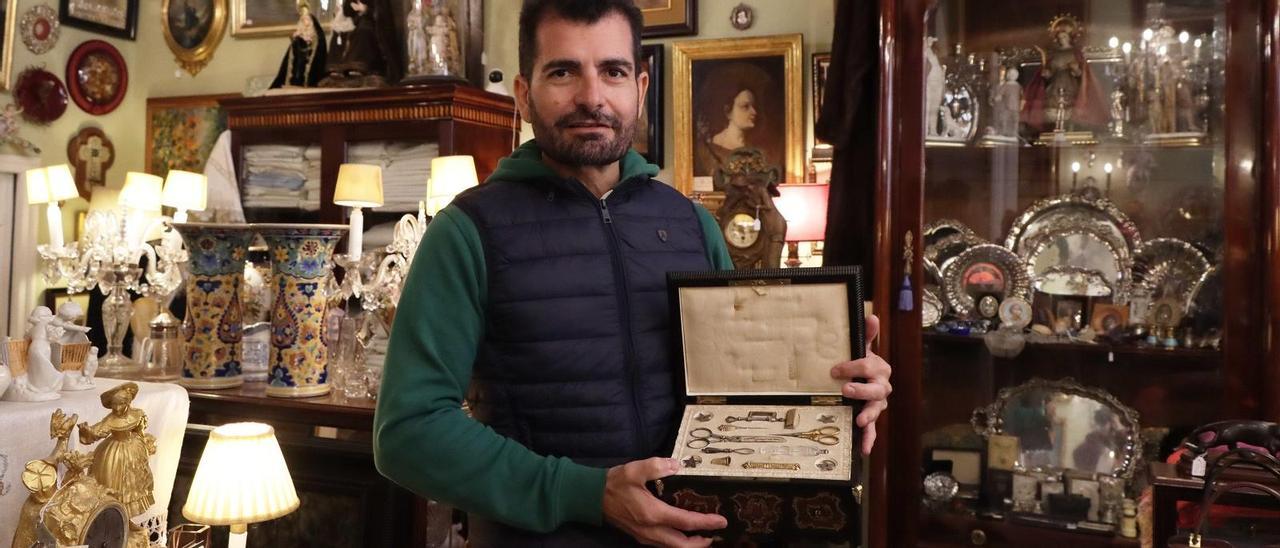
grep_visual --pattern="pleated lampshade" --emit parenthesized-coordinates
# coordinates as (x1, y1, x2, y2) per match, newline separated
(182, 422, 300, 526)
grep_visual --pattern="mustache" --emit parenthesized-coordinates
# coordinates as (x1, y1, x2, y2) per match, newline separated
(555, 108, 621, 130)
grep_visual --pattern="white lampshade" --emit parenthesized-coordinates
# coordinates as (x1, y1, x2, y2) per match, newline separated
(182, 422, 299, 526)
(119, 172, 164, 212)
(427, 155, 479, 216)
(162, 170, 209, 212)
(334, 164, 384, 208)
(25, 167, 49, 205)
(46, 164, 79, 202)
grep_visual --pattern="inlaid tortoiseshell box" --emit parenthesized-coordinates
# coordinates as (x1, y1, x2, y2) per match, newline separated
(656, 266, 866, 546)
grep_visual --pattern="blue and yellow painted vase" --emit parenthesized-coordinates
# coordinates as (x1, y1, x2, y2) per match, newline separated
(172, 223, 255, 389)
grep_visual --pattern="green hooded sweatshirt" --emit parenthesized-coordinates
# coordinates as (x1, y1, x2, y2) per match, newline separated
(372, 141, 733, 533)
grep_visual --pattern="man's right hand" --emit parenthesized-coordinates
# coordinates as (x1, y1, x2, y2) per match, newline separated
(603, 457, 728, 547)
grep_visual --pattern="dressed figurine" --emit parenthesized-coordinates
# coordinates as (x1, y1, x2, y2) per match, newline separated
(924, 37, 945, 137)
(321, 0, 403, 87)
(989, 66, 1023, 138)
(1021, 15, 1108, 133)
(424, 3, 463, 78)
(271, 0, 328, 88)
(405, 0, 429, 76)
(78, 382, 157, 520)
(4, 307, 64, 402)
(53, 301, 99, 391)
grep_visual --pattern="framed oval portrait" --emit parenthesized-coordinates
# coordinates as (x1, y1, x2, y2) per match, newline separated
(162, 0, 228, 76)
(66, 39, 127, 115)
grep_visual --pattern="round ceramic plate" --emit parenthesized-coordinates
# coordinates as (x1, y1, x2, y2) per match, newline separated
(20, 4, 59, 55)
(13, 67, 67, 125)
(66, 40, 128, 115)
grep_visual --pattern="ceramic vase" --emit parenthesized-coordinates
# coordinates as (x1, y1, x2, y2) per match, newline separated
(172, 223, 255, 389)
(256, 224, 348, 398)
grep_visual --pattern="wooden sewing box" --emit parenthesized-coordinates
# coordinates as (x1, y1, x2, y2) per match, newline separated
(656, 266, 866, 545)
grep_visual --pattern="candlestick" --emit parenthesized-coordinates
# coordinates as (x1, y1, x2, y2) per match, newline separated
(348, 207, 364, 258)
(1071, 161, 1081, 192)
(1104, 162, 1114, 197)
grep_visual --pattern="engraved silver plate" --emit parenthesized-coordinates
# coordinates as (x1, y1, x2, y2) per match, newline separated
(942, 244, 1031, 317)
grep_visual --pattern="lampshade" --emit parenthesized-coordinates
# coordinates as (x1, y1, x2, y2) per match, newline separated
(773, 183, 830, 242)
(46, 164, 79, 202)
(334, 164, 384, 208)
(119, 172, 164, 212)
(162, 170, 209, 212)
(87, 187, 121, 212)
(427, 155, 479, 215)
(25, 167, 49, 205)
(182, 422, 299, 526)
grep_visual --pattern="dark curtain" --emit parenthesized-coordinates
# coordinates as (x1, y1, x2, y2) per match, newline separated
(817, 0, 880, 293)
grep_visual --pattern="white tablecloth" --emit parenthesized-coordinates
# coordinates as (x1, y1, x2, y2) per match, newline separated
(0, 378, 189, 543)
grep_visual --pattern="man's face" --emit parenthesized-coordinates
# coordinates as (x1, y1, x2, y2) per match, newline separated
(516, 12, 649, 167)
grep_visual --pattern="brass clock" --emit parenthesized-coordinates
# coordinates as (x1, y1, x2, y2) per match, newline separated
(713, 148, 787, 269)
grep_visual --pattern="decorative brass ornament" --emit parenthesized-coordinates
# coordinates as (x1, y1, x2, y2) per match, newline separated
(79, 382, 158, 518)
(673, 489, 722, 515)
(713, 148, 786, 269)
(793, 491, 847, 531)
(161, 0, 228, 76)
(731, 491, 783, 534)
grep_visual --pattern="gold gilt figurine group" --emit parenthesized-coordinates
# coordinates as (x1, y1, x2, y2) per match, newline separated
(11, 382, 156, 548)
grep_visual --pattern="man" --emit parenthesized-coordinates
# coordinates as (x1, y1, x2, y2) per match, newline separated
(372, 1, 892, 546)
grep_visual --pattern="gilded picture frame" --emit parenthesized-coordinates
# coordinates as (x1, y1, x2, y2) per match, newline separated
(0, 0, 16, 91)
(637, 0, 696, 38)
(59, 0, 139, 41)
(673, 34, 804, 196)
(230, 0, 336, 38)
(161, 0, 228, 76)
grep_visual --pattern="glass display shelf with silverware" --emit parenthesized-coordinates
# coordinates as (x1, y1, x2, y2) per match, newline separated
(874, 0, 1276, 546)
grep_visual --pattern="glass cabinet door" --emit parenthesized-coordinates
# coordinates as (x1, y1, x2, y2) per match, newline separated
(911, 1, 1246, 544)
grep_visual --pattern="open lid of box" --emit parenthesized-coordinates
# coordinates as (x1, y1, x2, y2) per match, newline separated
(667, 266, 865, 397)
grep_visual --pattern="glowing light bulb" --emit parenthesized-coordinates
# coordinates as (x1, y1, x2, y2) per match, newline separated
(1104, 163, 1114, 174)
(1109, 36, 1120, 49)
(1071, 161, 1081, 173)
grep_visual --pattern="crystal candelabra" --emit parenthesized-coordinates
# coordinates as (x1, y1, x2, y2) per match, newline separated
(37, 209, 187, 375)
(331, 206, 428, 398)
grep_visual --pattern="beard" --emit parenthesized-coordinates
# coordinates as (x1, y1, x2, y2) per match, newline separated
(529, 102, 636, 167)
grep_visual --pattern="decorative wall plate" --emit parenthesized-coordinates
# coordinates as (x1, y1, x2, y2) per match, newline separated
(21, 4, 60, 54)
(66, 126, 114, 195)
(998, 296, 1033, 330)
(942, 244, 1031, 317)
(1005, 195, 1142, 259)
(66, 40, 128, 115)
(13, 67, 67, 124)
(1133, 238, 1210, 312)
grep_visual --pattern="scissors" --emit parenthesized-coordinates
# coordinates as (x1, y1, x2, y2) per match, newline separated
(777, 426, 841, 446)
(686, 428, 784, 449)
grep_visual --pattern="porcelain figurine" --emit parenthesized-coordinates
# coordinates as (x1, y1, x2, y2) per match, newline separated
(4, 307, 63, 402)
(53, 301, 99, 391)
(424, 3, 463, 78)
(989, 67, 1023, 137)
(924, 37, 945, 137)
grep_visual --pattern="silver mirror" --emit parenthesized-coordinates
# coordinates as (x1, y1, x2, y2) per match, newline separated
(972, 378, 1142, 479)
(1005, 195, 1141, 262)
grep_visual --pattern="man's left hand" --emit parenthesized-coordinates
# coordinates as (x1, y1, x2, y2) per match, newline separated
(829, 313, 892, 455)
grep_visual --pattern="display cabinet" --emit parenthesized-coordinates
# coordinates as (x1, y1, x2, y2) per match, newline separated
(868, 1, 1280, 546)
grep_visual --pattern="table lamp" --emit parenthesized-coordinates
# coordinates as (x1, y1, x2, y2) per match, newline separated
(427, 155, 479, 216)
(120, 172, 165, 247)
(773, 183, 830, 268)
(162, 170, 208, 223)
(183, 422, 299, 548)
(28, 165, 80, 248)
(334, 163, 384, 258)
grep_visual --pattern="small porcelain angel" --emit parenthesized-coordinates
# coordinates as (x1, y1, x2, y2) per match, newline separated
(53, 301, 98, 391)
(4, 307, 64, 402)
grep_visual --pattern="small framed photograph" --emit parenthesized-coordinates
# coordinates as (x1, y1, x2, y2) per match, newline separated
(1090, 302, 1130, 335)
(1068, 476, 1102, 522)
(986, 433, 1020, 471)
(634, 44, 664, 168)
(1012, 472, 1040, 513)
(637, 0, 696, 38)
(930, 448, 983, 496)
(60, 0, 139, 40)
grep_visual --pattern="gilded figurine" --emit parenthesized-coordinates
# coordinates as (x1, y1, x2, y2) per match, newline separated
(78, 382, 157, 519)
(1022, 15, 1108, 133)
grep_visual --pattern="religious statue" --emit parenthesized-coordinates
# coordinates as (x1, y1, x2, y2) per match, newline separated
(4, 306, 64, 402)
(988, 66, 1023, 138)
(271, 0, 328, 88)
(54, 301, 99, 391)
(321, 0, 404, 88)
(78, 382, 158, 521)
(405, 0, 429, 76)
(425, 3, 463, 78)
(1109, 85, 1128, 138)
(924, 37, 945, 137)
(1021, 15, 1108, 134)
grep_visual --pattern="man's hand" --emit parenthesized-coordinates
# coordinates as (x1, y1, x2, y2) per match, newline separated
(603, 457, 727, 547)
(830, 313, 893, 455)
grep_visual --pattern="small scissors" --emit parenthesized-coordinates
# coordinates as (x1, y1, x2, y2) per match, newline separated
(778, 426, 841, 446)
(686, 428, 783, 449)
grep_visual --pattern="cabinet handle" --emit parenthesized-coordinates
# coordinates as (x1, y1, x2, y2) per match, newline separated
(970, 528, 987, 546)
(898, 230, 914, 311)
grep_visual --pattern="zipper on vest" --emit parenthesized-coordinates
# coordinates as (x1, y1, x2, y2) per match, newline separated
(598, 196, 648, 454)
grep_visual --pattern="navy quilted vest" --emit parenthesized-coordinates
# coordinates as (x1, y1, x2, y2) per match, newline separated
(452, 173, 711, 547)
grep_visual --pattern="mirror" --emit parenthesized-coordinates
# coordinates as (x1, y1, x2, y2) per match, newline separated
(1021, 224, 1132, 301)
(973, 378, 1142, 479)
(1006, 195, 1141, 261)
(1034, 266, 1112, 298)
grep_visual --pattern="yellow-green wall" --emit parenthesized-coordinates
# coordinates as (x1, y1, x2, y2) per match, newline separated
(16, 0, 834, 243)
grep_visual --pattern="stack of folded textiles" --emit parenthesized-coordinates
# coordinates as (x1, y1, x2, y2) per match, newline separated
(242, 144, 322, 210)
(346, 141, 438, 212)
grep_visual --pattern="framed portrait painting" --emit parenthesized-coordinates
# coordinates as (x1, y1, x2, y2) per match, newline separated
(673, 34, 804, 196)
(231, 0, 338, 37)
(146, 94, 238, 178)
(59, 0, 138, 40)
(812, 52, 831, 148)
(633, 44, 664, 168)
(638, 0, 695, 38)
(161, 0, 228, 76)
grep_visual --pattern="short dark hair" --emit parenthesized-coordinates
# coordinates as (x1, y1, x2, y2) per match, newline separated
(518, 0, 644, 78)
